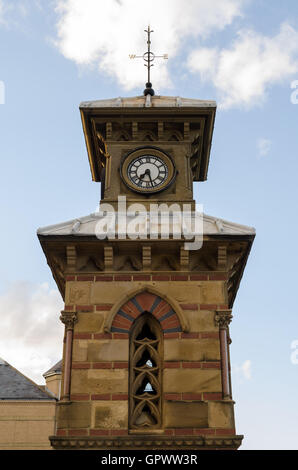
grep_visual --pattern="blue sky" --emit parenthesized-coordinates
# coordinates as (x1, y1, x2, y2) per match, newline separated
(0, 0, 298, 450)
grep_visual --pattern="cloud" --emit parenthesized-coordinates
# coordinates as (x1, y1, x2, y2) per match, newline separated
(257, 138, 272, 157)
(53, 0, 244, 90)
(0, 0, 31, 28)
(187, 23, 298, 109)
(234, 359, 252, 380)
(0, 281, 64, 384)
(0, 0, 5, 24)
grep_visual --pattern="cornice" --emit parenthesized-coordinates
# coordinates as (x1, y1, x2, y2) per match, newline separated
(49, 434, 243, 450)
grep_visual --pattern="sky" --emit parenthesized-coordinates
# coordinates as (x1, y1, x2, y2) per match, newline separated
(0, 0, 298, 450)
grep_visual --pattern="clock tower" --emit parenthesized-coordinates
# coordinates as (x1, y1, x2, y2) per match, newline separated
(38, 34, 255, 451)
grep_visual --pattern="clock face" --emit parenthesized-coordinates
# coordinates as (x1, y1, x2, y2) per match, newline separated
(121, 148, 176, 194)
(127, 155, 168, 190)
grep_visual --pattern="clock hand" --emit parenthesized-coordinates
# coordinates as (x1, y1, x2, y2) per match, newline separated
(139, 168, 151, 180)
(144, 168, 154, 186)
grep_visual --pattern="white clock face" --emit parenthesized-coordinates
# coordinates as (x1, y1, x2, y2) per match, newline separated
(127, 155, 168, 190)
(121, 148, 176, 194)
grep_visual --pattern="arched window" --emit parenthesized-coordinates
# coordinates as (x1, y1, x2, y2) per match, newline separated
(129, 313, 162, 431)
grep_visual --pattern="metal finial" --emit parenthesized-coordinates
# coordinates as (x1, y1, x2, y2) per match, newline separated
(129, 26, 168, 96)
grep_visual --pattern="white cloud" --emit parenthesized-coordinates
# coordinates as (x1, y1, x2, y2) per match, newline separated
(234, 359, 252, 380)
(257, 138, 272, 157)
(0, 0, 30, 28)
(0, 0, 5, 24)
(188, 23, 298, 109)
(0, 281, 64, 384)
(53, 0, 244, 90)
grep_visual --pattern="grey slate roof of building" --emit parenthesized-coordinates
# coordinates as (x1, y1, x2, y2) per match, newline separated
(0, 358, 56, 401)
(43, 359, 62, 378)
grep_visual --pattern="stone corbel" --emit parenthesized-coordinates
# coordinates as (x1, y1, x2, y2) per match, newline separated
(218, 245, 227, 271)
(184, 122, 190, 140)
(104, 246, 113, 270)
(180, 247, 189, 270)
(142, 246, 151, 271)
(106, 122, 112, 140)
(66, 245, 76, 272)
(132, 122, 138, 140)
(158, 122, 164, 140)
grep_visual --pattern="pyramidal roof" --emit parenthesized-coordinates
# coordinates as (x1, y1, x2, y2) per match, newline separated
(79, 94, 216, 109)
(37, 212, 255, 237)
(0, 358, 56, 401)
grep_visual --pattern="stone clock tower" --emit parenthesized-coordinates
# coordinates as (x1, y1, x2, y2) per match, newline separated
(38, 90, 255, 450)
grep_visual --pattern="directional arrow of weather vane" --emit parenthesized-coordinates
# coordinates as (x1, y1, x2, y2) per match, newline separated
(129, 25, 168, 96)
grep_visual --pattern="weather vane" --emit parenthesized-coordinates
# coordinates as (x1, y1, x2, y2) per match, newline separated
(129, 26, 168, 96)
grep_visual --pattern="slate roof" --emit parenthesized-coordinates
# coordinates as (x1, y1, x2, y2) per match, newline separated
(43, 360, 62, 378)
(0, 358, 56, 401)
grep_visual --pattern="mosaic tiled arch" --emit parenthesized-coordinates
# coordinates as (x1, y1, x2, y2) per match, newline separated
(111, 292, 182, 334)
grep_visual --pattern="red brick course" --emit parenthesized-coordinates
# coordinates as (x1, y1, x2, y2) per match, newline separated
(171, 275, 188, 281)
(68, 429, 88, 436)
(114, 275, 132, 281)
(182, 393, 202, 401)
(94, 333, 112, 339)
(133, 275, 151, 281)
(91, 394, 110, 400)
(76, 305, 94, 312)
(70, 394, 89, 400)
(189, 275, 208, 281)
(73, 333, 92, 339)
(77, 276, 94, 282)
(202, 393, 222, 401)
(96, 304, 113, 311)
(90, 429, 110, 436)
(93, 362, 112, 369)
(152, 275, 170, 281)
(72, 363, 90, 369)
(180, 304, 198, 310)
(95, 276, 113, 282)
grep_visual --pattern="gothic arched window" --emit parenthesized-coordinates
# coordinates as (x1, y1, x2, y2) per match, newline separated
(129, 313, 162, 431)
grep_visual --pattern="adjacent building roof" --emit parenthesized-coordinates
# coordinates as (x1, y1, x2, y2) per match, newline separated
(0, 358, 56, 401)
(43, 360, 62, 378)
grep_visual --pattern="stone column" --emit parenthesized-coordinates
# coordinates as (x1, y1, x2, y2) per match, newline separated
(215, 310, 233, 400)
(60, 310, 77, 401)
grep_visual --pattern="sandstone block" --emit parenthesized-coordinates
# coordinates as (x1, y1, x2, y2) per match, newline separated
(75, 313, 105, 333)
(71, 369, 128, 394)
(183, 310, 216, 332)
(56, 402, 91, 429)
(72, 340, 88, 362)
(164, 369, 221, 393)
(92, 401, 128, 429)
(87, 340, 129, 362)
(164, 338, 220, 361)
(208, 401, 234, 428)
(65, 282, 91, 305)
(164, 402, 208, 428)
